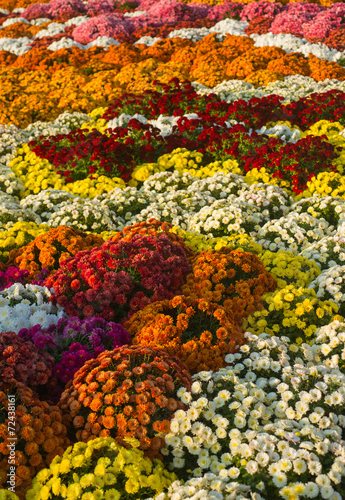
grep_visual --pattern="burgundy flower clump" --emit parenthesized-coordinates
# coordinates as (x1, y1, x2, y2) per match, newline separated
(241, 134, 339, 194)
(29, 33, 74, 50)
(44, 233, 192, 322)
(244, 15, 274, 36)
(100, 79, 222, 122)
(0, 267, 29, 291)
(18, 316, 131, 386)
(0, 332, 57, 398)
(184, 2, 211, 21)
(29, 128, 137, 183)
(326, 25, 345, 51)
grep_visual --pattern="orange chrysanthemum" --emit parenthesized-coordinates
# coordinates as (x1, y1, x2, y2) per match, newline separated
(59, 346, 191, 460)
(0, 380, 69, 500)
(181, 248, 277, 323)
(7, 225, 104, 278)
(124, 295, 246, 374)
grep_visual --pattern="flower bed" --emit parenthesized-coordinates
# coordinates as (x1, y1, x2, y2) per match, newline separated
(3, 0, 345, 498)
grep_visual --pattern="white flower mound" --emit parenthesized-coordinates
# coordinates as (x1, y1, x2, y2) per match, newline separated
(193, 75, 345, 104)
(160, 332, 345, 500)
(255, 212, 334, 254)
(47, 35, 120, 51)
(2, 17, 30, 27)
(308, 265, 345, 312)
(47, 198, 123, 232)
(0, 283, 66, 333)
(0, 37, 31, 56)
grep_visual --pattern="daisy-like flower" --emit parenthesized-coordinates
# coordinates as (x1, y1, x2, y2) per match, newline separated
(272, 472, 287, 488)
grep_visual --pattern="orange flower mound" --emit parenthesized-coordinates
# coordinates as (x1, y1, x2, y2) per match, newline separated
(7, 226, 104, 279)
(2, 34, 345, 127)
(140, 38, 194, 64)
(320, 0, 340, 5)
(0, 380, 69, 500)
(182, 248, 277, 323)
(308, 53, 345, 81)
(221, 34, 255, 53)
(245, 68, 285, 86)
(111, 219, 194, 259)
(0, 0, 48, 10)
(124, 295, 245, 374)
(266, 52, 312, 77)
(0, 22, 43, 39)
(0, 51, 18, 66)
(102, 43, 143, 67)
(225, 55, 267, 79)
(224, 47, 284, 80)
(170, 46, 199, 65)
(58, 345, 191, 460)
(150, 60, 192, 85)
(12, 46, 109, 73)
(191, 49, 229, 87)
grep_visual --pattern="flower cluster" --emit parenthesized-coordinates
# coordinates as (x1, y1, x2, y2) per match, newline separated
(27, 437, 177, 500)
(19, 189, 78, 222)
(0, 379, 70, 499)
(162, 332, 345, 497)
(0, 198, 41, 229)
(110, 218, 194, 258)
(292, 195, 345, 230)
(18, 316, 130, 386)
(58, 345, 191, 459)
(182, 248, 277, 322)
(258, 249, 321, 290)
(9, 145, 66, 196)
(236, 182, 293, 220)
(0, 266, 29, 290)
(243, 284, 340, 345)
(47, 198, 122, 232)
(0, 221, 48, 263)
(0, 331, 56, 396)
(301, 234, 345, 271)
(164, 422, 345, 499)
(7, 225, 104, 279)
(45, 233, 191, 322)
(0, 283, 66, 333)
(63, 174, 126, 199)
(187, 199, 268, 239)
(124, 294, 245, 373)
(256, 212, 334, 254)
(308, 264, 345, 317)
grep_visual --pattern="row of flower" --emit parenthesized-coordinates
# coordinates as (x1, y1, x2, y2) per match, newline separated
(4, 0, 345, 499)
(1, 0, 345, 49)
(2, 82, 345, 203)
(2, 0, 345, 127)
